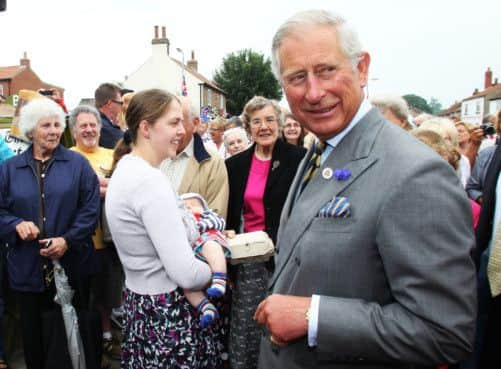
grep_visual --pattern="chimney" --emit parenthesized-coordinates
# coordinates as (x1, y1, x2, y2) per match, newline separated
(485, 67, 493, 89)
(151, 25, 170, 55)
(187, 50, 198, 72)
(20, 51, 30, 68)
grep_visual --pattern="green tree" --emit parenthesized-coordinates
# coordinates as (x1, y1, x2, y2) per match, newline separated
(213, 49, 282, 115)
(428, 97, 442, 115)
(403, 94, 432, 114)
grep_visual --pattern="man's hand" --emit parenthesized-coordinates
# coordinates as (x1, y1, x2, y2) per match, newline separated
(254, 294, 311, 345)
(39, 237, 69, 260)
(98, 176, 109, 198)
(15, 221, 40, 241)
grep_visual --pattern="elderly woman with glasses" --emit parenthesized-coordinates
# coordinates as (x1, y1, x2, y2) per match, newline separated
(0, 98, 99, 369)
(225, 96, 305, 369)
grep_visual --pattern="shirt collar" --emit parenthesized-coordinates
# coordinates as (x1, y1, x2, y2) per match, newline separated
(325, 99, 372, 149)
(178, 136, 194, 159)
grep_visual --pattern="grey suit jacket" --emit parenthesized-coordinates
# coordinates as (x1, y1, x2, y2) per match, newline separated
(258, 108, 477, 369)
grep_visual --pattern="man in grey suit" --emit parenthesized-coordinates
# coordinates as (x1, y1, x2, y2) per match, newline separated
(255, 10, 477, 368)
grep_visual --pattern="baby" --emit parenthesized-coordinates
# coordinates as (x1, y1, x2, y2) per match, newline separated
(180, 193, 231, 327)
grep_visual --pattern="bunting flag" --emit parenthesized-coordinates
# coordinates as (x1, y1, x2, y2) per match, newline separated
(181, 75, 188, 96)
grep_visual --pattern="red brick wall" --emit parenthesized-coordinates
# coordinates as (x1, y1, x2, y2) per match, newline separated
(9, 69, 64, 98)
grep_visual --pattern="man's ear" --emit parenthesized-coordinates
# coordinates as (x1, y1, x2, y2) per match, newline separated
(357, 52, 371, 88)
(193, 116, 200, 128)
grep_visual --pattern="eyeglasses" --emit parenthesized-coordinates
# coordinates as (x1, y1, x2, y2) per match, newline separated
(250, 117, 278, 128)
(111, 99, 124, 106)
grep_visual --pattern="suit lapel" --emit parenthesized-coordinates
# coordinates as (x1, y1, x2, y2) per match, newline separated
(271, 108, 384, 286)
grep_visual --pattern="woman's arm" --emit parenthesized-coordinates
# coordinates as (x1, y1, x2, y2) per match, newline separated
(136, 174, 211, 290)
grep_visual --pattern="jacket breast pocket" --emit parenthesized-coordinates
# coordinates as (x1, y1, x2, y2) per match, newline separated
(309, 216, 355, 234)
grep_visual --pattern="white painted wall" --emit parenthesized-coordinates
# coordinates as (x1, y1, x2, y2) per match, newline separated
(461, 97, 484, 124)
(489, 99, 501, 115)
(123, 42, 202, 112)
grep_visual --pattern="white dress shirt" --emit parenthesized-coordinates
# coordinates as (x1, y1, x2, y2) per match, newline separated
(159, 138, 194, 191)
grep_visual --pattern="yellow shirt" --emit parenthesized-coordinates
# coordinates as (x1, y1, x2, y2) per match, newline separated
(70, 146, 113, 249)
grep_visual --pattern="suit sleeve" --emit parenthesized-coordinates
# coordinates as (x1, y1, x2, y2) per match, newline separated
(316, 159, 477, 365)
(465, 147, 494, 201)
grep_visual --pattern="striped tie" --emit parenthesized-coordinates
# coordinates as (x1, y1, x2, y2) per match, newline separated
(487, 222, 501, 296)
(299, 141, 325, 195)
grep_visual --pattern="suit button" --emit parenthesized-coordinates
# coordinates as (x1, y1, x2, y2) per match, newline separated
(294, 256, 300, 266)
(275, 248, 280, 254)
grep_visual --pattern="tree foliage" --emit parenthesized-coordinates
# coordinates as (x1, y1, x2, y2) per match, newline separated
(213, 49, 282, 115)
(403, 94, 432, 114)
(428, 97, 442, 115)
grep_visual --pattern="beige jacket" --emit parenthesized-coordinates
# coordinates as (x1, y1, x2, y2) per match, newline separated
(178, 135, 229, 219)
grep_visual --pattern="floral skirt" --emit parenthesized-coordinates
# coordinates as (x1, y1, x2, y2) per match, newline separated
(122, 288, 220, 369)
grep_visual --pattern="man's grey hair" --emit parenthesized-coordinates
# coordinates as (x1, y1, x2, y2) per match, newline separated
(69, 105, 102, 131)
(188, 104, 199, 122)
(483, 113, 495, 124)
(19, 98, 66, 138)
(271, 9, 363, 81)
(371, 95, 410, 122)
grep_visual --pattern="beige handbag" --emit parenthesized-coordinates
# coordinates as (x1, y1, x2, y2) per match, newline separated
(228, 231, 275, 265)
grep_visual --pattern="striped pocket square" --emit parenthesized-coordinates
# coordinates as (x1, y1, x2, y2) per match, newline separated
(318, 196, 351, 218)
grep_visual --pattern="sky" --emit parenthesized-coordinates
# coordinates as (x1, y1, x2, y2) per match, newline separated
(1, 0, 500, 110)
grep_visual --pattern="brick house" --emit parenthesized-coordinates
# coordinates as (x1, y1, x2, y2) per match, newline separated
(0, 52, 64, 99)
(123, 26, 226, 115)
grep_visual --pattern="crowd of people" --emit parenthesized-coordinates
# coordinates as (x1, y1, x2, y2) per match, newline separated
(0, 8, 499, 369)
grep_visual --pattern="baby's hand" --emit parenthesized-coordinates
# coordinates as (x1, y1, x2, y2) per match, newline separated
(224, 230, 236, 239)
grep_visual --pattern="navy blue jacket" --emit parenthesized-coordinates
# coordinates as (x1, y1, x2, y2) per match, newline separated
(98, 111, 123, 149)
(0, 145, 99, 292)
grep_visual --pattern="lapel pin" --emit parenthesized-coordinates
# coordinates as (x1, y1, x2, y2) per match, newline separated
(333, 168, 352, 181)
(272, 160, 280, 171)
(322, 167, 333, 180)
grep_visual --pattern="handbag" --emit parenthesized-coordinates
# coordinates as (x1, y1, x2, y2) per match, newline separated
(228, 231, 275, 265)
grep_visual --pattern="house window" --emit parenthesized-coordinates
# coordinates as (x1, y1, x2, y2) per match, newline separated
(220, 95, 224, 110)
(208, 89, 212, 106)
(0, 84, 3, 96)
(476, 101, 481, 114)
(464, 104, 468, 115)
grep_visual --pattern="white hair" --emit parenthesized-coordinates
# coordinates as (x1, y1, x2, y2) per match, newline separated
(370, 94, 410, 122)
(419, 117, 458, 147)
(223, 127, 249, 150)
(271, 9, 363, 80)
(19, 98, 66, 138)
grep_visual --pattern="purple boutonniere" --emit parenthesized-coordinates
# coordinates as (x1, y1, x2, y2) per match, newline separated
(333, 168, 351, 181)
